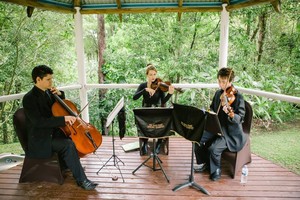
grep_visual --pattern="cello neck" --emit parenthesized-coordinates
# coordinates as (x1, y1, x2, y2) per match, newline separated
(52, 92, 77, 117)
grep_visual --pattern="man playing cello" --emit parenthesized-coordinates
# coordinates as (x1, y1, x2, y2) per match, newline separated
(22, 65, 98, 190)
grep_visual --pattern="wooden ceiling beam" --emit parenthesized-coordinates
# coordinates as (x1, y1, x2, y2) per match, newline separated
(0, 0, 75, 14)
(26, 6, 34, 17)
(271, 0, 281, 13)
(116, 0, 123, 22)
(178, 0, 183, 21)
(80, 7, 222, 15)
(73, 0, 81, 7)
(222, 0, 230, 5)
(227, 0, 280, 12)
(0, 0, 280, 15)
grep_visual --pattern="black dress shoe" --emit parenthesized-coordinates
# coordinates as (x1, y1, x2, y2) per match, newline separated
(141, 142, 148, 155)
(194, 163, 208, 173)
(210, 168, 221, 181)
(77, 179, 98, 190)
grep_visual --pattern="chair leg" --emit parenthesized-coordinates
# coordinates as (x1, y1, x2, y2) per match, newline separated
(234, 147, 252, 178)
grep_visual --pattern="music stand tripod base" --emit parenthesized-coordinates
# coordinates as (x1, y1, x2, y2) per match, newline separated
(172, 143, 210, 195)
(132, 138, 170, 183)
(96, 98, 126, 182)
(96, 124, 125, 182)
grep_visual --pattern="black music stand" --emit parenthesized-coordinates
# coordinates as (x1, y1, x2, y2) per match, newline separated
(171, 103, 210, 195)
(132, 107, 173, 183)
(96, 97, 125, 182)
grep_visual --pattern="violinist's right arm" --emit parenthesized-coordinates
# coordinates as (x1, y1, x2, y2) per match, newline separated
(133, 82, 156, 100)
(133, 83, 147, 100)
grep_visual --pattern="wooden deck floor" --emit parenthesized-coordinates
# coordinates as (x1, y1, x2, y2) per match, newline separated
(0, 136, 299, 200)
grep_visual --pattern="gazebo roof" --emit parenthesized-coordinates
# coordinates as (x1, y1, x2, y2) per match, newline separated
(1, 0, 281, 16)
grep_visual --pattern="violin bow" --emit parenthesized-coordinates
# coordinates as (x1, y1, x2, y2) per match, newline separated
(76, 93, 99, 117)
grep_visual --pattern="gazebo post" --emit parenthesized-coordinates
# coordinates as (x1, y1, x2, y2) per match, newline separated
(219, 4, 229, 69)
(74, 7, 89, 122)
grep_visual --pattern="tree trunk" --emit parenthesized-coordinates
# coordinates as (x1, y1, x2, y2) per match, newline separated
(97, 15, 107, 135)
(0, 102, 8, 144)
(257, 12, 267, 63)
(246, 12, 251, 37)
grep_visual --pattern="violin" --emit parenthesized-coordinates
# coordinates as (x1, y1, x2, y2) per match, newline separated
(51, 92, 102, 157)
(220, 86, 237, 114)
(151, 78, 182, 93)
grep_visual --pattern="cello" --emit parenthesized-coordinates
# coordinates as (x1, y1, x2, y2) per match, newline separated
(51, 92, 102, 157)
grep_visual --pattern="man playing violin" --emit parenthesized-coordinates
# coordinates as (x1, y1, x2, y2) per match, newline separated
(194, 67, 246, 181)
(133, 64, 174, 155)
(22, 65, 98, 190)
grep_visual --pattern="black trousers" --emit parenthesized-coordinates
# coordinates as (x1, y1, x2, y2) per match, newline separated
(194, 130, 228, 174)
(52, 131, 87, 182)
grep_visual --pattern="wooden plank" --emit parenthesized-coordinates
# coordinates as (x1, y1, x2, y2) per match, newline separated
(0, 136, 299, 199)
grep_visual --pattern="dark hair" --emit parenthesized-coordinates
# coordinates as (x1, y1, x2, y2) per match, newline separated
(31, 65, 53, 83)
(217, 67, 235, 82)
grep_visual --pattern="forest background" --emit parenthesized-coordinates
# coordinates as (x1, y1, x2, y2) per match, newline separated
(0, 2, 299, 172)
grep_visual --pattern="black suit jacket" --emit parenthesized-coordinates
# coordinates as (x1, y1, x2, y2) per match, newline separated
(210, 88, 247, 152)
(22, 86, 65, 158)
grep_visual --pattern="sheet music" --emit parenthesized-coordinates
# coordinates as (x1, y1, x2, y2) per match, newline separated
(106, 97, 124, 128)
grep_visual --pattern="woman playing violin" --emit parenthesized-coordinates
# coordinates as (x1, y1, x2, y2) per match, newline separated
(133, 64, 174, 155)
(194, 67, 246, 182)
(22, 65, 97, 190)
(133, 64, 174, 107)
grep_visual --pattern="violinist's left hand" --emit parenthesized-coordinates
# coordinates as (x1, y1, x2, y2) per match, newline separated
(168, 85, 174, 94)
(228, 111, 234, 118)
(223, 105, 234, 118)
(50, 87, 62, 96)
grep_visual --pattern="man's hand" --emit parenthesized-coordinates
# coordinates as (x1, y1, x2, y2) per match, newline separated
(65, 116, 76, 126)
(223, 105, 234, 118)
(50, 87, 62, 96)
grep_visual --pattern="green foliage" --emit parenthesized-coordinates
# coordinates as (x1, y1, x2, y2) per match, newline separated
(0, 5, 77, 94)
(0, 3, 78, 143)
